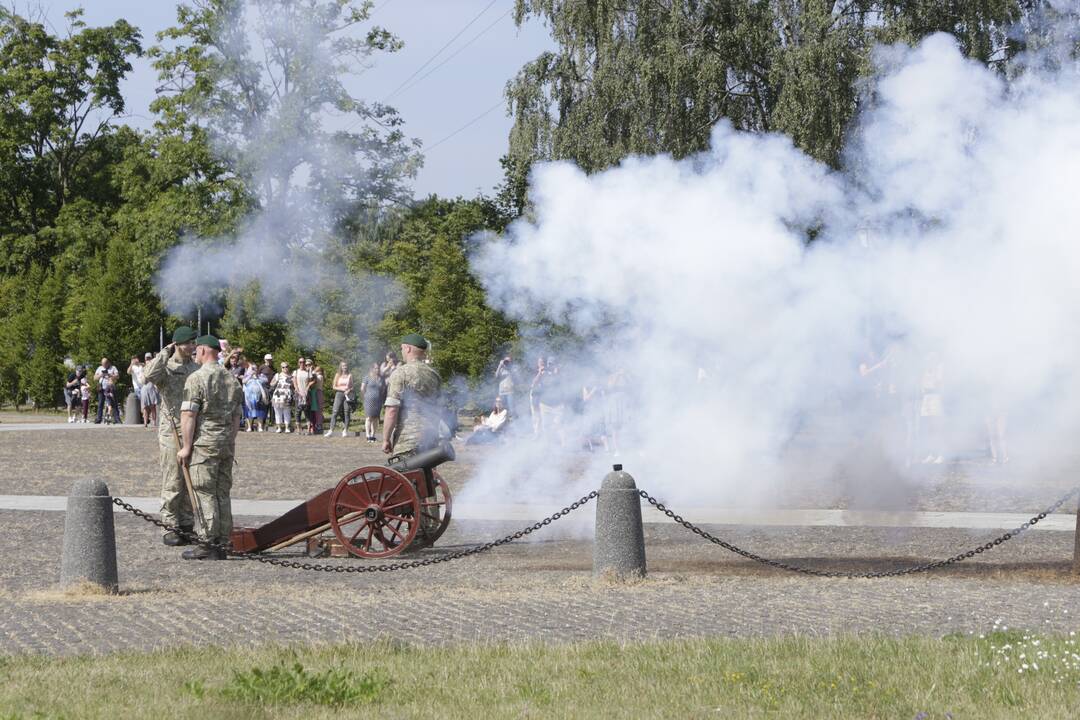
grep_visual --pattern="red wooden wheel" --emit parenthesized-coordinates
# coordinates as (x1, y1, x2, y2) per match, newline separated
(329, 466, 419, 558)
(413, 470, 453, 548)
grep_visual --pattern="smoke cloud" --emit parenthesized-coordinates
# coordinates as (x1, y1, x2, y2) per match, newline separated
(464, 24, 1080, 513)
(154, 1, 414, 352)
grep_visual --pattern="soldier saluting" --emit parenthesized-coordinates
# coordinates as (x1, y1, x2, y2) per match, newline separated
(382, 333, 442, 458)
(143, 327, 199, 545)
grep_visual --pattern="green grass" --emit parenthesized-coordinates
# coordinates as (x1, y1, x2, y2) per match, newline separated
(3, 635, 1080, 719)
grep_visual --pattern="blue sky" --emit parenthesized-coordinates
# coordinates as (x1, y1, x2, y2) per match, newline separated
(40, 0, 554, 198)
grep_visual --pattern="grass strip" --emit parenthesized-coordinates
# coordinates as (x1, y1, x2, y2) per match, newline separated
(2, 633, 1080, 719)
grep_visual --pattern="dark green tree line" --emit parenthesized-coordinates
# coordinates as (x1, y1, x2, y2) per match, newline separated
(499, 0, 1037, 213)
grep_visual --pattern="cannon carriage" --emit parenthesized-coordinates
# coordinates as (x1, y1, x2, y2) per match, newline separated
(230, 442, 454, 559)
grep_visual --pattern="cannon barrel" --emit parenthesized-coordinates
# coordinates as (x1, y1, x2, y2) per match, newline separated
(388, 441, 456, 472)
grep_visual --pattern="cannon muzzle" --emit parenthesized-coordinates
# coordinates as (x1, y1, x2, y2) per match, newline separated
(388, 440, 456, 472)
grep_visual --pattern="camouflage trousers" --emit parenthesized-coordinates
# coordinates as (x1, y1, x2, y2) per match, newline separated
(189, 451, 234, 544)
(158, 437, 193, 529)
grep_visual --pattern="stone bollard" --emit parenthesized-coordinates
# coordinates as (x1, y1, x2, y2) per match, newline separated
(593, 464, 647, 579)
(60, 479, 119, 593)
(124, 393, 141, 425)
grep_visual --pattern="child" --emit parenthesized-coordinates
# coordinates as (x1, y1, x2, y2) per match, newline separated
(100, 373, 116, 424)
(79, 377, 90, 423)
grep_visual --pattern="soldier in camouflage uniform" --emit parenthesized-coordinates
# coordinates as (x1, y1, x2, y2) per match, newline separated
(142, 326, 199, 545)
(177, 335, 244, 560)
(382, 333, 443, 458)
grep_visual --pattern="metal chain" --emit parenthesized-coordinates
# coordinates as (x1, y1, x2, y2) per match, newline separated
(639, 487, 1080, 578)
(112, 491, 599, 573)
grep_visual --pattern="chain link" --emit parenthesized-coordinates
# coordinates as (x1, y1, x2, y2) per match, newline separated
(113, 492, 599, 573)
(115, 485, 1079, 579)
(638, 487, 1080, 578)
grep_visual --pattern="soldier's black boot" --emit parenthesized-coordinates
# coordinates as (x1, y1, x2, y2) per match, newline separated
(163, 526, 194, 546)
(181, 544, 226, 560)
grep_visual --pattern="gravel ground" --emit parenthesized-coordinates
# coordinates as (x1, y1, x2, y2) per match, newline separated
(4, 423, 1080, 656)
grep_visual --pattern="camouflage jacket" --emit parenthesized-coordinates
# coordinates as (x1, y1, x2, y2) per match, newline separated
(181, 363, 244, 455)
(384, 360, 442, 454)
(143, 346, 198, 439)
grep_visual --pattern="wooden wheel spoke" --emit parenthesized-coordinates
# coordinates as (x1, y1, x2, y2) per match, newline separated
(382, 499, 414, 512)
(381, 521, 406, 542)
(336, 499, 367, 512)
(348, 519, 370, 544)
(344, 483, 371, 507)
(383, 512, 415, 524)
(374, 472, 386, 504)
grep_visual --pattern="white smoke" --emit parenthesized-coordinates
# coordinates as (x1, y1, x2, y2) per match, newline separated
(464, 26, 1080, 512)
(154, 0, 415, 351)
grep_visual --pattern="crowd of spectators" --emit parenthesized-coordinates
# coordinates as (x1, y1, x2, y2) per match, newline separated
(61, 342, 403, 437)
(466, 353, 632, 455)
(857, 343, 1008, 466)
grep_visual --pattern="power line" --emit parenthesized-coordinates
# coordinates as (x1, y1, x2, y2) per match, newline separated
(368, 0, 398, 20)
(425, 99, 505, 152)
(380, 0, 500, 103)
(386, 8, 513, 102)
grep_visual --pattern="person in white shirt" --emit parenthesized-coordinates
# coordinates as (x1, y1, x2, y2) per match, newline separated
(93, 358, 120, 424)
(466, 396, 508, 445)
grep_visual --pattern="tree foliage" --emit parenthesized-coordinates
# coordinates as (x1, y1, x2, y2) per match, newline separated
(0, 9, 141, 270)
(501, 0, 1032, 211)
(362, 197, 516, 381)
(150, 0, 421, 233)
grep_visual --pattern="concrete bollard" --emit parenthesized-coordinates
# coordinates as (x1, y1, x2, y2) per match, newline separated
(593, 464, 647, 579)
(124, 393, 141, 425)
(60, 479, 119, 593)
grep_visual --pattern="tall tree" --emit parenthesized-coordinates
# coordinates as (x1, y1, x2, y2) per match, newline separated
(369, 197, 515, 381)
(0, 9, 141, 268)
(150, 0, 422, 237)
(501, 0, 1030, 213)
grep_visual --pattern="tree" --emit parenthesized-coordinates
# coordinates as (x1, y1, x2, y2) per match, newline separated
(501, 0, 1031, 213)
(150, 0, 422, 236)
(21, 268, 66, 407)
(368, 197, 516, 381)
(0, 9, 141, 269)
(68, 237, 161, 390)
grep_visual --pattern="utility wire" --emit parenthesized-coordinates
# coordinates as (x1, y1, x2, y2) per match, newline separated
(380, 0, 500, 103)
(368, 0, 398, 20)
(386, 7, 513, 102)
(425, 99, 505, 152)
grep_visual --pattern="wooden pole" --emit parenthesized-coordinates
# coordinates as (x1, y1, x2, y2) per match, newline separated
(264, 511, 362, 553)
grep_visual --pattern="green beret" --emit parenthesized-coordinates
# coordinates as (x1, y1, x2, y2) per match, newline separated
(172, 326, 197, 344)
(195, 334, 221, 351)
(401, 332, 429, 350)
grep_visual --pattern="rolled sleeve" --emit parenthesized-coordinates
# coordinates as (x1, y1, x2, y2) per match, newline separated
(384, 371, 403, 407)
(182, 375, 205, 414)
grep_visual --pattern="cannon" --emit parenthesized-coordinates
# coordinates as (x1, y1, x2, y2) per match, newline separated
(229, 442, 454, 559)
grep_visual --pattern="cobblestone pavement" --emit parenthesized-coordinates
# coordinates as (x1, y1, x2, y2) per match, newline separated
(3, 506, 1080, 656)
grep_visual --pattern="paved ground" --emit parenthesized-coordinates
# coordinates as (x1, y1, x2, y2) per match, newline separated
(2, 504, 1080, 656)
(3, 493, 1077, 531)
(3, 417, 1080, 656)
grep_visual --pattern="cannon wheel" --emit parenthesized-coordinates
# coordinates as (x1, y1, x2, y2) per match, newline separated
(329, 466, 419, 558)
(413, 470, 453, 549)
